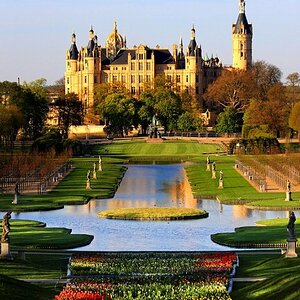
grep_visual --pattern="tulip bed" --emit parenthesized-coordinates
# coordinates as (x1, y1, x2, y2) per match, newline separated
(55, 252, 237, 299)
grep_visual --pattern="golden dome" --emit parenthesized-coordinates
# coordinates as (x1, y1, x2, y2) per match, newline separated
(106, 21, 124, 57)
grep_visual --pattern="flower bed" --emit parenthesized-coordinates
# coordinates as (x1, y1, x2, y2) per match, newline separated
(55, 252, 237, 300)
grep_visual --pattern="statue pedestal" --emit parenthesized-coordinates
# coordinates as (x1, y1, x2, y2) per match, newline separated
(12, 194, 18, 205)
(206, 164, 210, 171)
(218, 179, 224, 189)
(93, 170, 97, 179)
(86, 181, 91, 190)
(0, 242, 13, 260)
(212, 170, 216, 179)
(285, 239, 298, 258)
(285, 192, 292, 201)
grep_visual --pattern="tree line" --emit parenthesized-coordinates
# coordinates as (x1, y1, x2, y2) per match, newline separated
(204, 61, 300, 140)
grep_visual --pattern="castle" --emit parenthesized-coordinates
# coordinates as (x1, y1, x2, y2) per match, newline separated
(65, 0, 252, 124)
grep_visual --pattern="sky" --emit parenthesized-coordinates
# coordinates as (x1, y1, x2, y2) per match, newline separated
(0, 0, 299, 85)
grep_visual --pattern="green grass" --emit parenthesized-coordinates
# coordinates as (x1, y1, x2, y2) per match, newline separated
(185, 155, 300, 208)
(211, 217, 298, 246)
(98, 207, 208, 220)
(0, 157, 126, 212)
(92, 140, 224, 157)
(1, 219, 93, 249)
(231, 254, 300, 300)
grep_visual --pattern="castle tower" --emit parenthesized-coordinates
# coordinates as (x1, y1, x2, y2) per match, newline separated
(232, 0, 253, 70)
(105, 20, 125, 59)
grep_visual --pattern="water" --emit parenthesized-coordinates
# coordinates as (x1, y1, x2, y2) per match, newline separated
(1, 164, 288, 251)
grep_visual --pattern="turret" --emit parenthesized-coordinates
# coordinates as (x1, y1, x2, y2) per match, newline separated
(69, 33, 79, 60)
(87, 26, 95, 57)
(187, 25, 197, 56)
(232, 0, 253, 70)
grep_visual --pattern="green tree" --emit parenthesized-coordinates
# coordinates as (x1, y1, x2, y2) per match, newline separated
(98, 93, 136, 137)
(289, 102, 300, 141)
(177, 112, 197, 132)
(52, 93, 84, 139)
(154, 89, 182, 132)
(0, 104, 23, 149)
(215, 107, 242, 135)
(286, 72, 300, 106)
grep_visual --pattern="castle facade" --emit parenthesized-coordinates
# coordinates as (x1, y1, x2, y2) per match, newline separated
(65, 0, 252, 123)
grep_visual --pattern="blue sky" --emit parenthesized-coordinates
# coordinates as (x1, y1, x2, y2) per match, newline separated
(0, 0, 299, 84)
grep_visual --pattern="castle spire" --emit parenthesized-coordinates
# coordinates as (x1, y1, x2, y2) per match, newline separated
(239, 0, 246, 14)
(69, 32, 78, 60)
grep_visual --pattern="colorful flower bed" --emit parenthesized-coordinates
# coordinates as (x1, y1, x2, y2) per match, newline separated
(55, 252, 237, 300)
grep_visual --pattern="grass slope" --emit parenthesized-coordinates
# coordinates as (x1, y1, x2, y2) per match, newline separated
(232, 254, 300, 300)
(211, 217, 298, 246)
(185, 156, 300, 208)
(0, 157, 126, 212)
(99, 207, 208, 220)
(1, 219, 93, 249)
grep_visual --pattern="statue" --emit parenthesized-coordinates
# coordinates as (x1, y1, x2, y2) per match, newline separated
(212, 162, 216, 171)
(287, 180, 291, 193)
(93, 162, 97, 179)
(87, 170, 91, 181)
(1, 212, 11, 243)
(98, 156, 102, 171)
(219, 170, 223, 180)
(12, 182, 19, 204)
(86, 170, 91, 190)
(211, 162, 216, 179)
(286, 180, 292, 201)
(287, 211, 296, 240)
(206, 156, 211, 171)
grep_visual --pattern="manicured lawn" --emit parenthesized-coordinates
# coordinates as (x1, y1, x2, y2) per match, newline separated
(0, 157, 126, 212)
(1, 219, 93, 249)
(185, 155, 300, 208)
(211, 217, 298, 247)
(98, 207, 208, 220)
(92, 140, 224, 158)
(232, 253, 300, 300)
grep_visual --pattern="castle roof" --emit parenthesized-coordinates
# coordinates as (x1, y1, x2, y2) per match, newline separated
(110, 48, 175, 65)
(233, 12, 252, 34)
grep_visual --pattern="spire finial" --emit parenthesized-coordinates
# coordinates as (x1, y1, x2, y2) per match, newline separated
(90, 25, 94, 32)
(191, 24, 196, 40)
(239, 0, 245, 14)
(72, 32, 76, 44)
(114, 19, 117, 31)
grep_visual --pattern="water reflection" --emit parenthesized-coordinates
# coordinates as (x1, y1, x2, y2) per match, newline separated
(0, 164, 290, 251)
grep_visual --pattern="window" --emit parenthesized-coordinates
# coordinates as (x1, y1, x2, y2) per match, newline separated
(121, 75, 126, 83)
(104, 75, 108, 82)
(240, 43, 244, 50)
(67, 88, 70, 93)
(94, 76, 97, 83)
(146, 62, 151, 70)
(84, 76, 87, 83)
(131, 75, 135, 83)
(241, 52, 244, 58)
(176, 75, 180, 83)
(186, 75, 189, 83)
(139, 53, 143, 60)
(67, 77, 70, 84)
(84, 87, 87, 95)
(167, 75, 172, 82)
(146, 75, 151, 82)
(112, 75, 118, 82)
(139, 62, 143, 71)
(139, 75, 143, 83)
(131, 62, 135, 70)
(131, 86, 136, 94)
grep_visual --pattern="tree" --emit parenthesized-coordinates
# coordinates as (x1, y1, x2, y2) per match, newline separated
(177, 112, 197, 132)
(153, 89, 182, 132)
(0, 104, 23, 149)
(204, 69, 257, 112)
(0, 80, 49, 140)
(98, 93, 136, 137)
(289, 102, 300, 141)
(215, 107, 242, 135)
(244, 83, 289, 136)
(286, 72, 300, 106)
(251, 61, 282, 100)
(53, 93, 84, 139)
